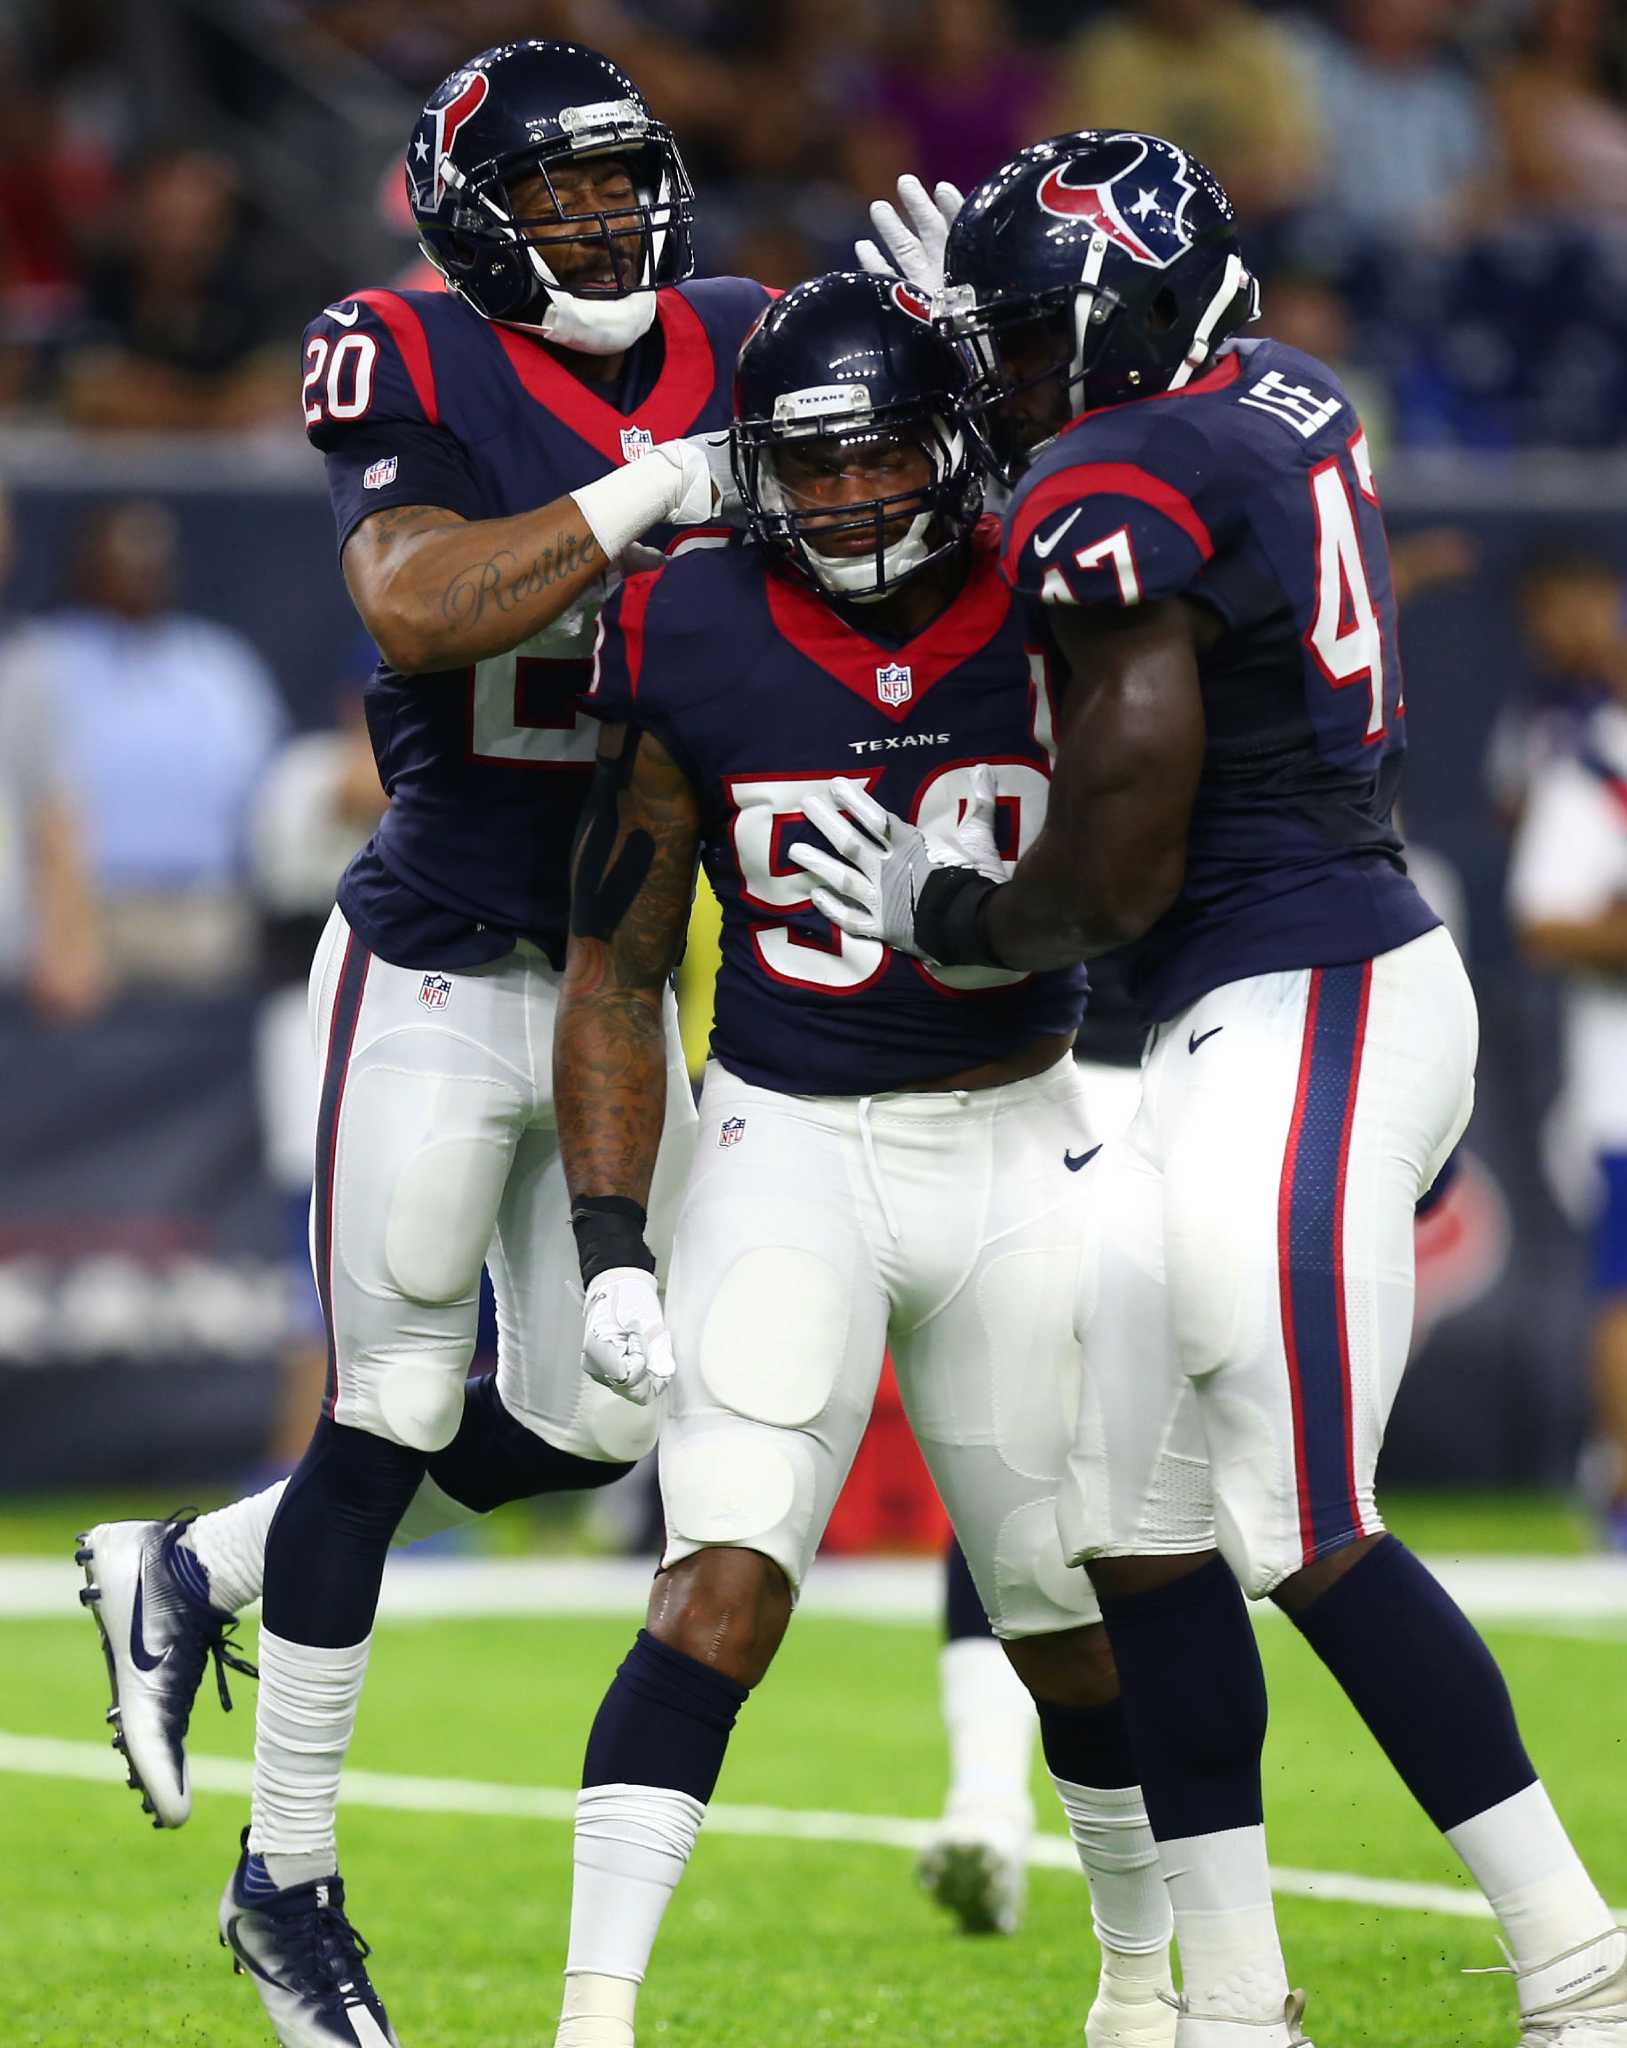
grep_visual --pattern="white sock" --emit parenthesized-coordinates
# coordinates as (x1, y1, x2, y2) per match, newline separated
(1159, 1824, 1289, 2021)
(1051, 1774, 1174, 1975)
(564, 1782, 707, 1998)
(1447, 1782, 1616, 1974)
(183, 1483, 285, 1615)
(940, 1638, 1037, 1820)
(182, 1468, 482, 1619)
(248, 1625, 371, 1885)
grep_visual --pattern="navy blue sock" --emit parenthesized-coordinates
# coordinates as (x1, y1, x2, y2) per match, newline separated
(944, 1534, 994, 1642)
(583, 1628, 749, 1802)
(1037, 1695, 1141, 1790)
(1288, 1534, 1537, 1833)
(261, 1417, 427, 1648)
(425, 1372, 633, 1514)
(1098, 1555, 1267, 1841)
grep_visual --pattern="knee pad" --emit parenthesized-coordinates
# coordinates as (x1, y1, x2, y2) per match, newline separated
(567, 1374, 664, 1465)
(372, 1357, 468, 1453)
(697, 1246, 848, 1427)
(987, 1496, 1101, 1637)
(1212, 1492, 1297, 1601)
(660, 1422, 815, 1593)
(381, 1132, 507, 1306)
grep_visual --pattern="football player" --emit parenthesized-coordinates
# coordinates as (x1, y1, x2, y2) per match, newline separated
(794, 134, 1625, 2047)
(74, 39, 790, 2046)
(548, 272, 1176, 2048)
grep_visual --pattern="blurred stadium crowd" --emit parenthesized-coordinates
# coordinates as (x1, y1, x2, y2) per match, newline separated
(0, 0, 1625, 1512)
(6, 0, 1627, 445)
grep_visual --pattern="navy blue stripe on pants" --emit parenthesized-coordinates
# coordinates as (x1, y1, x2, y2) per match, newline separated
(1276, 959, 1373, 1567)
(312, 928, 372, 1418)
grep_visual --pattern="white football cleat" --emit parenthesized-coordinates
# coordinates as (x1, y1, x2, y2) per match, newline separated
(916, 1805, 1031, 1936)
(75, 1515, 256, 1829)
(1170, 1990, 1315, 2047)
(1498, 1927, 1627, 2044)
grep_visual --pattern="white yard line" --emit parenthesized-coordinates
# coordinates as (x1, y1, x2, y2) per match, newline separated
(3, 1729, 1620, 1928)
(7, 1552, 1627, 1624)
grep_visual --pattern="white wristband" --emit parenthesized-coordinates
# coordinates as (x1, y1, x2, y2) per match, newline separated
(570, 453, 684, 562)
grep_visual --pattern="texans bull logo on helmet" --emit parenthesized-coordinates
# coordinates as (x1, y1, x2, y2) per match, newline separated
(412, 68, 491, 209)
(1035, 132, 1200, 270)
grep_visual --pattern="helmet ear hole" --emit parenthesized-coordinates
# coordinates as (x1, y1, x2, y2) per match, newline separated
(1148, 288, 1180, 335)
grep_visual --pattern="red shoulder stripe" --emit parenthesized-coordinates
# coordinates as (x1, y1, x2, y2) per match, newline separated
(350, 290, 439, 426)
(1003, 462, 1213, 582)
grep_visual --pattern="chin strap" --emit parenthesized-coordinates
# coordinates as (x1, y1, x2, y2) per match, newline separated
(1168, 251, 1257, 391)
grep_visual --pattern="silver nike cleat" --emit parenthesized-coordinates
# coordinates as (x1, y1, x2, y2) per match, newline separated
(75, 1514, 256, 1828)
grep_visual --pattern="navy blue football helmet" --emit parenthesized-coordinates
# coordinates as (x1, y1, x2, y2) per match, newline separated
(407, 40, 694, 344)
(733, 272, 983, 601)
(938, 130, 1259, 481)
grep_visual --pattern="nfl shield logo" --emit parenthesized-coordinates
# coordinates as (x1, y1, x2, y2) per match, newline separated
(876, 663, 913, 707)
(418, 973, 452, 1010)
(620, 425, 655, 463)
(718, 1116, 746, 1148)
(363, 456, 398, 491)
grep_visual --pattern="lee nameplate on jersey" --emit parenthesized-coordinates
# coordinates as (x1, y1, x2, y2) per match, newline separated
(418, 973, 452, 1010)
(876, 663, 913, 707)
(718, 1116, 746, 1148)
(619, 425, 654, 462)
(363, 456, 398, 490)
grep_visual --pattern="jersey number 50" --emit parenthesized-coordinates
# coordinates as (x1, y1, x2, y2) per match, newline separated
(727, 760, 1050, 995)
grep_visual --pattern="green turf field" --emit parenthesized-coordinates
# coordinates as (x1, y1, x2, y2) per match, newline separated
(3, 1505, 1623, 2047)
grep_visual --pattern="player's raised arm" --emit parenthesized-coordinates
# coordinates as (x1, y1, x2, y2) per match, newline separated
(338, 442, 720, 675)
(555, 718, 702, 1403)
(980, 598, 1207, 969)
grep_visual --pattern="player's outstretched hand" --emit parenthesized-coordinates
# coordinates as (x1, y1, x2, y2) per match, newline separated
(792, 768, 1002, 959)
(581, 1266, 676, 1406)
(854, 176, 966, 296)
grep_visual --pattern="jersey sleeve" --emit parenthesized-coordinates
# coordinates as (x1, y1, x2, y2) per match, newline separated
(1001, 429, 1216, 611)
(586, 568, 664, 727)
(586, 562, 713, 789)
(300, 291, 485, 552)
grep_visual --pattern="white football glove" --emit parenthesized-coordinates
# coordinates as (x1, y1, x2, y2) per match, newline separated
(790, 766, 1004, 959)
(657, 428, 741, 525)
(855, 175, 967, 296)
(581, 1265, 675, 1406)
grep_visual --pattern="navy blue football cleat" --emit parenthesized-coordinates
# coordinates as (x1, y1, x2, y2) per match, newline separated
(220, 1831, 400, 2047)
(74, 1515, 257, 1828)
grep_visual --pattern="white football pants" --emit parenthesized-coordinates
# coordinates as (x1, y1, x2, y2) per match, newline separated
(306, 905, 697, 1459)
(658, 1053, 1107, 1640)
(1063, 925, 1478, 1597)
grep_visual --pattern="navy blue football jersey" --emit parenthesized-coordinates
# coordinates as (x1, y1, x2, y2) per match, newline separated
(1003, 335, 1438, 1022)
(300, 276, 772, 968)
(588, 521, 1087, 1096)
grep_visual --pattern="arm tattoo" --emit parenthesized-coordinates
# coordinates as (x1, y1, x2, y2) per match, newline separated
(556, 725, 701, 1205)
(358, 503, 463, 549)
(441, 530, 603, 631)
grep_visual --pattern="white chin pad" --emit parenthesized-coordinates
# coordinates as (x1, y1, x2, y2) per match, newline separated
(806, 506, 935, 596)
(530, 267, 658, 354)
